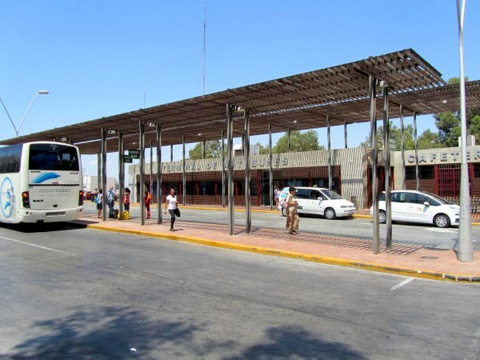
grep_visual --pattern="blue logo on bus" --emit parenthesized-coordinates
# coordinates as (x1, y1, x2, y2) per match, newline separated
(32, 172, 61, 184)
(0, 177, 14, 218)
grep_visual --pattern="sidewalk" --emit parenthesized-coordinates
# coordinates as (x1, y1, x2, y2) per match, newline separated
(78, 207, 480, 283)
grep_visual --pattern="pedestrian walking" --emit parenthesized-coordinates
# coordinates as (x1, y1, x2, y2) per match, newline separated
(91, 188, 98, 203)
(285, 186, 299, 234)
(96, 189, 103, 218)
(274, 186, 280, 208)
(124, 187, 131, 212)
(107, 186, 115, 218)
(164, 188, 180, 231)
(145, 188, 152, 219)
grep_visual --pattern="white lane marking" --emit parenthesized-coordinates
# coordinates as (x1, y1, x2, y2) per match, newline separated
(390, 277, 415, 291)
(0, 235, 72, 255)
(465, 327, 480, 360)
(426, 228, 457, 233)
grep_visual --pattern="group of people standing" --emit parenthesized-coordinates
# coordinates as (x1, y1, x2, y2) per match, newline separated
(93, 184, 297, 235)
(94, 186, 130, 219)
(92, 186, 180, 231)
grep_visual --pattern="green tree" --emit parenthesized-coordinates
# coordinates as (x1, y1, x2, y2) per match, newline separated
(273, 130, 324, 153)
(433, 76, 480, 147)
(417, 129, 443, 149)
(188, 140, 223, 159)
(360, 123, 415, 150)
(253, 142, 270, 155)
(435, 111, 460, 147)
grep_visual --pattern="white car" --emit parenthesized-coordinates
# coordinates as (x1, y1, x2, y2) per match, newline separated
(278, 186, 356, 219)
(370, 190, 460, 228)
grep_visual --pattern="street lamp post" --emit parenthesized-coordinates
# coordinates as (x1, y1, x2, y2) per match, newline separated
(456, 0, 473, 262)
(0, 90, 49, 137)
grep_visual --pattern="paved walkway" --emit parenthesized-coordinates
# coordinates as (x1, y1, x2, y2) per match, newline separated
(77, 207, 480, 282)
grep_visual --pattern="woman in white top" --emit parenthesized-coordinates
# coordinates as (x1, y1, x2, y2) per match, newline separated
(164, 188, 179, 231)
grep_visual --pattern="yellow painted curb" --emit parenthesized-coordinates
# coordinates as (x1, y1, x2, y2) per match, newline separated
(86, 223, 480, 282)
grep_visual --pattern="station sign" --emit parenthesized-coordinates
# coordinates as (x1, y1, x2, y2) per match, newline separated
(128, 149, 140, 159)
(123, 155, 133, 163)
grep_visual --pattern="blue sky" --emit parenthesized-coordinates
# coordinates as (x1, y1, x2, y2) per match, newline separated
(1, 1, 479, 177)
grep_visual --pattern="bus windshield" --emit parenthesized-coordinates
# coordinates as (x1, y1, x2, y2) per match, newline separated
(29, 144, 79, 171)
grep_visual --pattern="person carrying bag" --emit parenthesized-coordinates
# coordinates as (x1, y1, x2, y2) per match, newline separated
(285, 186, 299, 235)
(164, 188, 180, 231)
(145, 188, 152, 219)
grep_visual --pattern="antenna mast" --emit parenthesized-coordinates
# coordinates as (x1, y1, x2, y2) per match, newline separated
(203, 0, 207, 94)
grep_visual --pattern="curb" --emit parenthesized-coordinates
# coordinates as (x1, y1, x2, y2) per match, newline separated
(86, 223, 480, 283)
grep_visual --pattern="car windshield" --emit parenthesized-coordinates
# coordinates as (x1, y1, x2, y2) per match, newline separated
(424, 192, 453, 205)
(322, 189, 343, 200)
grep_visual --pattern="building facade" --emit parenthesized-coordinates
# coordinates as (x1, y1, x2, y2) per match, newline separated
(128, 146, 480, 209)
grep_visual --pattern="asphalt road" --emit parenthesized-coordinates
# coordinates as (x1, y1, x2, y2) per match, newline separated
(86, 203, 480, 251)
(0, 222, 479, 359)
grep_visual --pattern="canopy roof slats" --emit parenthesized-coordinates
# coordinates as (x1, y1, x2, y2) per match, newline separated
(2, 49, 479, 155)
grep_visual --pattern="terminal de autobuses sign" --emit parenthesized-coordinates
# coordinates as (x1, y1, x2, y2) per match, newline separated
(162, 154, 290, 174)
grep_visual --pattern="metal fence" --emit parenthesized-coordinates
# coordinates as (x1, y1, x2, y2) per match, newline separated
(443, 196, 480, 213)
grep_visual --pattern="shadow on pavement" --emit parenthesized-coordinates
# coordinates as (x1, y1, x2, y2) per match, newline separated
(0, 306, 365, 359)
(0, 221, 87, 234)
(223, 325, 366, 360)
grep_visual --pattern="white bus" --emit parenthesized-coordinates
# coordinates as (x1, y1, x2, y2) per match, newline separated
(0, 141, 84, 224)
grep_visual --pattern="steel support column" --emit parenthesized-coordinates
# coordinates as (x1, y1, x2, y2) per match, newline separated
(97, 150, 101, 194)
(226, 104, 234, 235)
(170, 143, 173, 162)
(456, 0, 473, 262)
(400, 105, 406, 190)
(101, 128, 107, 221)
(150, 140, 153, 196)
(156, 124, 163, 224)
(182, 136, 186, 206)
(139, 121, 145, 226)
(269, 123, 273, 210)
(221, 130, 225, 208)
(118, 131, 125, 220)
(413, 112, 419, 191)
(287, 128, 291, 152)
(203, 137, 206, 159)
(327, 116, 332, 189)
(383, 85, 392, 250)
(344, 120, 348, 148)
(369, 76, 380, 254)
(244, 109, 251, 233)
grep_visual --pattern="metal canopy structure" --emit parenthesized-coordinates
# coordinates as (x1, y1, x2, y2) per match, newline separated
(2, 48, 479, 154)
(2, 48, 480, 259)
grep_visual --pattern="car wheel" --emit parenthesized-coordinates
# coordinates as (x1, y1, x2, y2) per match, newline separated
(281, 207, 286, 217)
(434, 214, 450, 228)
(379, 210, 386, 224)
(324, 207, 336, 220)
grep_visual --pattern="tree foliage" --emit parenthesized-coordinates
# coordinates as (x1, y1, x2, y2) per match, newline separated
(361, 123, 445, 150)
(188, 140, 223, 159)
(361, 77, 479, 150)
(361, 123, 414, 150)
(273, 130, 324, 153)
